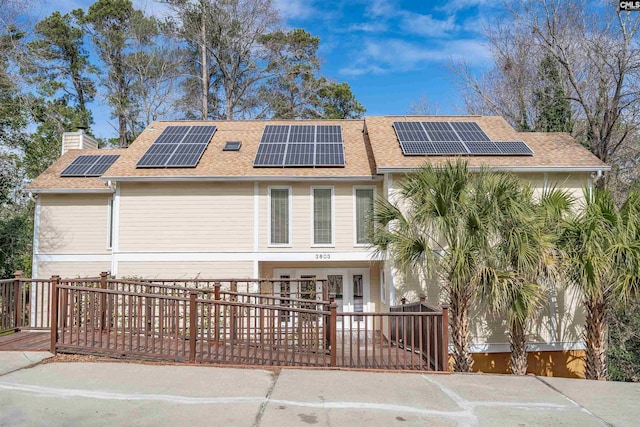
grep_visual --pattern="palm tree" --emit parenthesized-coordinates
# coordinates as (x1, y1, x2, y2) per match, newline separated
(559, 187, 640, 380)
(477, 186, 573, 375)
(373, 160, 531, 372)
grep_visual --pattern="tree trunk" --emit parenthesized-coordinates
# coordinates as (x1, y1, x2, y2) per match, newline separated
(509, 320, 528, 375)
(449, 290, 473, 372)
(585, 299, 608, 380)
(200, 1, 208, 120)
(118, 113, 127, 148)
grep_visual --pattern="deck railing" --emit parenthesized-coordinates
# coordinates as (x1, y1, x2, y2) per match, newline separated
(3, 272, 450, 372)
(0, 272, 53, 333)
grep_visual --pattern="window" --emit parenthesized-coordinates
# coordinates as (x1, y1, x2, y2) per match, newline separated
(107, 197, 114, 249)
(269, 187, 290, 245)
(312, 187, 333, 245)
(355, 187, 375, 245)
(327, 275, 343, 299)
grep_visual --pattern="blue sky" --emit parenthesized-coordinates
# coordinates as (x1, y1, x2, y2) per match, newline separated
(34, 0, 502, 140)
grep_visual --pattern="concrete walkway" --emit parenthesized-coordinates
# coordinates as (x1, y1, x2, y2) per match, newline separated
(0, 354, 638, 426)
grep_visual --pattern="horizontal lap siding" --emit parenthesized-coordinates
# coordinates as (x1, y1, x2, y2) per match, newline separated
(38, 194, 111, 254)
(38, 261, 111, 279)
(118, 182, 253, 252)
(117, 261, 253, 279)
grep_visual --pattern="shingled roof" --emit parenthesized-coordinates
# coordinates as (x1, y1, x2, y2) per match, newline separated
(365, 116, 609, 172)
(26, 116, 609, 193)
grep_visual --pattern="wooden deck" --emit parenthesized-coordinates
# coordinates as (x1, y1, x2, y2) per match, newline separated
(0, 331, 50, 351)
(53, 328, 431, 370)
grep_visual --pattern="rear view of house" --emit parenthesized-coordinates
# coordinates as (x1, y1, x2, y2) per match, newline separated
(26, 116, 609, 376)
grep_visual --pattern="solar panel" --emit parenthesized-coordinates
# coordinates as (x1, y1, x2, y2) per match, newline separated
(466, 141, 500, 155)
(394, 121, 533, 157)
(261, 125, 290, 143)
(254, 143, 286, 166)
(431, 141, 469, 155)
(393, 121, 429, 142)
(399, 141, 436, 155)
(421, 122, 459, 142)
(61, 154, 120, 177)
(165, 143, 208, 167)
(495, 141, 533, 155)
(289, 125, 315, 143)
(450, 122, 491, 142)
(254, 124, 345, 167)
(285, 143, 315, 166)
(316, 125, 342, 143)
(315, 143, 345, 166)
(136, 125, 216, 168)
(85, 154, 121, 175)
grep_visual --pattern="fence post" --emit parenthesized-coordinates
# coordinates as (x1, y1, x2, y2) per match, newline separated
(189, 291, 197, 363)
(322, 280, 328, 302)
(100, 272, 108, 331)
(50, 275, 60, 355)
(214, 283, 220, 344)
(441, 304, 449, 372)
(13, 270, 23, 329)
(329, 293, 337, 367)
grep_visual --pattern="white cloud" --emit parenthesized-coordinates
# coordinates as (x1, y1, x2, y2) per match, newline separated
(436, 0, 502, 13)
(347, 22, 388, 33)
(339, 38, 491, 76)
(132, 0, 175, 19)
(400, 12, 458, 37)
(273, 0, 316, 20)
(368, 0, 395, 18)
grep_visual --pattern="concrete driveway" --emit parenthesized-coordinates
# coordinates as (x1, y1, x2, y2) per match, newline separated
(0, 352, 638, 426)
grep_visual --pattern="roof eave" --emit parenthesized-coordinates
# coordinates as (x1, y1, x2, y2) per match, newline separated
(377, 165, 611, 174)
(100, 175, 383, 182)
(26, 188, 115, 194)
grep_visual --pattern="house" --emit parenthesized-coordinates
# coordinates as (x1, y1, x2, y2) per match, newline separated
(26, 116, 609, 376)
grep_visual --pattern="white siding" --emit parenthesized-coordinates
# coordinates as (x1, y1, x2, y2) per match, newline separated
(38, 194, 112, 254)
(118, 261, 254, 279)
(37, 261, 111, 279)
(118, 182, 254, 252)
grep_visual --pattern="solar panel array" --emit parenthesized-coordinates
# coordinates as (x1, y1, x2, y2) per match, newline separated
(60, 154, 120, 177)
(253, 125, 345, 167)
(392, 121, 533, 156)
(136, 125, 217, 168)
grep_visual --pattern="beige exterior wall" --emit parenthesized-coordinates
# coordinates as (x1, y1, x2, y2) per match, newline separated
(385, 171, 591, 348)
(61, 133, 81, 153)
(118, 182, 254, 252)
(38, 194, 112, 255)
(37, 261, 111, 279)
(257, 181, 382, 252)
(117, 261, 254, 279)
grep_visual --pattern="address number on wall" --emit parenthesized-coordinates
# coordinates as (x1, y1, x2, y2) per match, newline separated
(315, 253, 331, 260)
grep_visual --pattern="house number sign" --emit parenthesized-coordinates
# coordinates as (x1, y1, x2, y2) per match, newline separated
(315, 253, 331, 260)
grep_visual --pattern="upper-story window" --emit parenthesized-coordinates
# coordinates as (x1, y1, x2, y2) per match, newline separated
(354, 187, 375, 245)
(269, 187, 291, 246)
(312, 187, 333, 246)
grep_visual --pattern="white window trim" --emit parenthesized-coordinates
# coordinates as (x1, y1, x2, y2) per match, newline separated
(310, 185, 335, 248)
(107, 196, 114, 250)
(353, 185, 377, 247)
(380, 268, 387, 304)
(268, 185, 293, 248)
